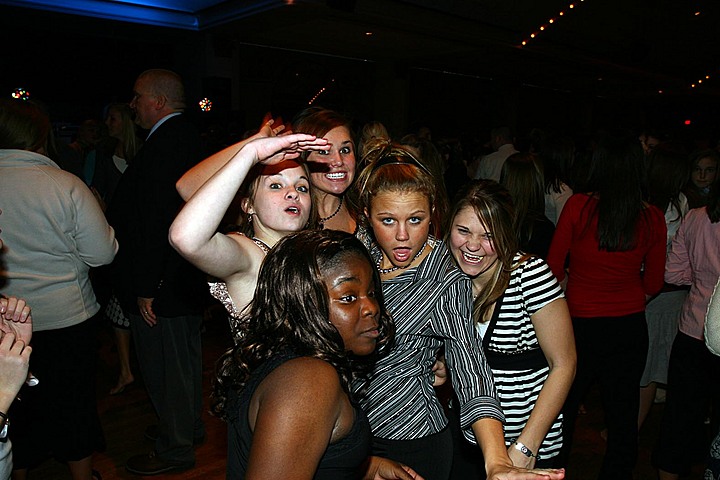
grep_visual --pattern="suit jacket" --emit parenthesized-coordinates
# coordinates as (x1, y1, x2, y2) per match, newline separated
(107, 114, 207, 317)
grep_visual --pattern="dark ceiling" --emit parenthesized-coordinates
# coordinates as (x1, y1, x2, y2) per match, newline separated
(214, 0, 720, 99)
(2, 0, 719, 134)
(4, 0, 718, 97)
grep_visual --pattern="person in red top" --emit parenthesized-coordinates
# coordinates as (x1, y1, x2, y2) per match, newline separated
(547, 133, 666, 480)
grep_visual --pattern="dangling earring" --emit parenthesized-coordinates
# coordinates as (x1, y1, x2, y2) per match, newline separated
(248, 213, 253, 223)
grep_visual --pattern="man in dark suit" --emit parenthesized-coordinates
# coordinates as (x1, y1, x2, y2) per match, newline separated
(107, 69, 207, 475)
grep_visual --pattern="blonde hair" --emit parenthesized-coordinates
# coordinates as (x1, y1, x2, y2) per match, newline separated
(352, 139, 442, 239)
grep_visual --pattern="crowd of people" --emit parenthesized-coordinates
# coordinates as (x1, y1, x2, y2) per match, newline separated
(0, 67, 719, 480)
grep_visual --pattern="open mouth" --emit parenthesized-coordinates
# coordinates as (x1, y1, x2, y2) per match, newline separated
(392, 247, 412, 263)
(285, 206, 300, 215)
(462, 251, 484, 263)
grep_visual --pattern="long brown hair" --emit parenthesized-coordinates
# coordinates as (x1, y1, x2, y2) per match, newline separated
(500, 152, 546, 250)
(447, 180, 528, 323)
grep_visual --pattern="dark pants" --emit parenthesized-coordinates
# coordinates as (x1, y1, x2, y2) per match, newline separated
(652, 331, 720, 475)
(130, 313, 204, 463)
(372, 427, 453, 480)
(559, 312, 648, 480)
(10, 316, 104, 468)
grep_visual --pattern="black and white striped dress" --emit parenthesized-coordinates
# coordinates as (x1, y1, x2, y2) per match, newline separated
(479, 253, 565, 459)
(357, 239, 503, 444)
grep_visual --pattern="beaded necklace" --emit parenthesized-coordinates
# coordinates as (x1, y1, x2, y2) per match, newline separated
(251, 237, 271, 253)
(376, 239, 429, 275)
(319, 196, 343, 228)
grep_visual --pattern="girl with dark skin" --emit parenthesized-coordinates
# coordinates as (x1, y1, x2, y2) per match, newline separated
(213, 229, 423, 480)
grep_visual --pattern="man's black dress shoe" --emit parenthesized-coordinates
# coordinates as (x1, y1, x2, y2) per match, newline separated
(125, 451, 194, 476)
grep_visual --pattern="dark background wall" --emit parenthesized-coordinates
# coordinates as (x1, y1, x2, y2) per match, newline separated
(2, 4, 718, 148)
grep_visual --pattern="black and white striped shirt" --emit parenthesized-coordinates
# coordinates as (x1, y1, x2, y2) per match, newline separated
(357, 240, 503, 442)
(481, 254, 565, 458)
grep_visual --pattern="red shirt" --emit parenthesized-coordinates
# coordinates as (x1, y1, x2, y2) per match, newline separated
(547, 194, 667, 318)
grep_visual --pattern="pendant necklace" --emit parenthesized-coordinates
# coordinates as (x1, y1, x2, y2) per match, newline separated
(377, 239, 429, 275)
(319, 196, 343, 228)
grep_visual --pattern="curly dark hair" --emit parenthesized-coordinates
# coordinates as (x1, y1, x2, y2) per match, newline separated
(212, 229, 394, 419)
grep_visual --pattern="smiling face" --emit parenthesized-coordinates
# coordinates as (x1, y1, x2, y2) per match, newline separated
(448, 205, 499, 283)
(324, 252, 380, 356)
(245, 165, 312, 238)
(692, 155, 718, 190)
(306, 126, 356, 196)
(367, 190, 431, 270)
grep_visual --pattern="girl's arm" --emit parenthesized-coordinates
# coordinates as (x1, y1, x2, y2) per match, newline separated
(664, 213, 691, 286)
(169, 134, 327, 281)
(510, 298, 575, 468)
(245, 357, 344, 480)
(176, 118, 284, 201)
(706, 277, 720, 356)
(546, 197, 576, 284)
(471, 419, 565, 480)
(642, 208, 668, 297)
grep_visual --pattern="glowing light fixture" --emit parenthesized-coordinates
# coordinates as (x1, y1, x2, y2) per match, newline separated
(199, 98, 212, 112)
(11, 88, 30, 101)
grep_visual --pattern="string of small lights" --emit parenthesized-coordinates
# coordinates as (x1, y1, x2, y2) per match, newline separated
(681, 8, 716, 91)
(519, 0, 586, 47)
(308, 79, 335, 105)
(690, 74, 711, 90)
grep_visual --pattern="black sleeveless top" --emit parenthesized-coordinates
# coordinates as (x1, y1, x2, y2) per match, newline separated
(226, 351, 371, 479)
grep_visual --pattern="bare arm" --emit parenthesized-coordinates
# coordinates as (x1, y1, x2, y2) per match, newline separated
(472, 419, 566, 480)
(176, 118, 284, 201)
(169, 134, 328, 281)
(169, 142, 267, 281)
(472, 419, 567, 479)
(508, 298, 576, 468)
(245, 358, 344, 480)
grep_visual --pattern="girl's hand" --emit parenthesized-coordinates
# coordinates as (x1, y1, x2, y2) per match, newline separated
(487, 463, 565, 480)
(243, 133, 329, 166)
(365, 456, 425, 480)
(0, 297, 32, 344)
(257, 113, 288, 138)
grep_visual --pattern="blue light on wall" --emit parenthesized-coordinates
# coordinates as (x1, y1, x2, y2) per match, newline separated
(0, 0, 199, 29)
(0, 0, 285, 30)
